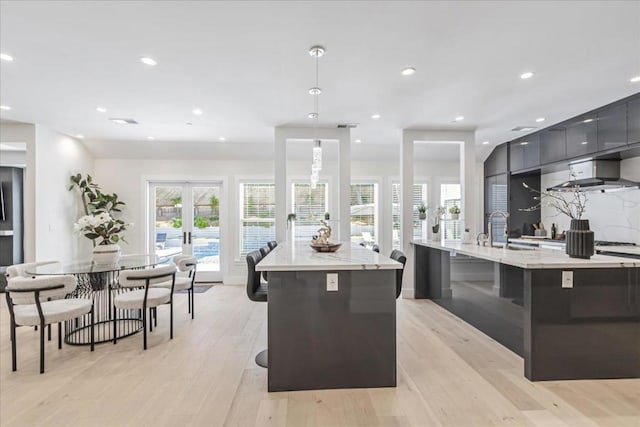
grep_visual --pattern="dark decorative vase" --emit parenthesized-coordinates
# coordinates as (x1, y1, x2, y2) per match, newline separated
(565, 219, 594, 259)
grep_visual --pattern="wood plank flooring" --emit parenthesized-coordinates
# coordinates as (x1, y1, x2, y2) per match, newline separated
(1, 285, 638, 427)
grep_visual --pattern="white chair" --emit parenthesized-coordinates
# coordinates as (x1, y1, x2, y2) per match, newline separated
(114, 263, 177, 350)
(153, 255, 197, 319)
(5, 273, 94, 374)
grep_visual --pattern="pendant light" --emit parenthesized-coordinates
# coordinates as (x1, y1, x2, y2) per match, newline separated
(308, 45, 324, 189)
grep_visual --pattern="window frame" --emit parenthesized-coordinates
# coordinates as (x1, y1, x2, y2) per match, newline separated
(238, 180, 276, 258)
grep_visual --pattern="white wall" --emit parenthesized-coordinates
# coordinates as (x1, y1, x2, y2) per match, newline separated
(94, 157, 460, 284)
(0, 149, 27, 166)
(34, 126, 94, 261)
(541, 156, 640, 244)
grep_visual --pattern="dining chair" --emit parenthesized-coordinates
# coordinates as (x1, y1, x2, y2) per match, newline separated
(114, 263, 177, 350)
(154, 255, 197, 319)
(5, 273, 94, 374)
(389, 250, 407, 299)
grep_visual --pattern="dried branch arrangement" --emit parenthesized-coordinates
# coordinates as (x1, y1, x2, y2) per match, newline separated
(519, 182, 588, 220)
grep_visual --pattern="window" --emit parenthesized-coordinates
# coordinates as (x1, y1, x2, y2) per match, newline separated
(239, 183, 275, 257)
(292, 182, 328, 240)
(391, 182, 428, 249)
(350, 183, 378, 244)
(441, 183, 462, 240)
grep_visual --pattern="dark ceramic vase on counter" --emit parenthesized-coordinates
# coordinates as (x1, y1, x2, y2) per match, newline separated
(565, 219, 594, 259)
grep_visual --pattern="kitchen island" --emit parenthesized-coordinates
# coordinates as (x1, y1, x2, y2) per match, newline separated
(413, 240, 640, 381)
(256, 241, 403, 392)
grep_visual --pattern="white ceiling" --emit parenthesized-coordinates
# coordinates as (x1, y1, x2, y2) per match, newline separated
(1, 1, 639, 162)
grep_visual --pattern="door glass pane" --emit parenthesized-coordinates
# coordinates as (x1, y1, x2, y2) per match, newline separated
(350, 183, 377, 245)
(191, 186, 221, 272)
(292, 183, 328, 240)
(153, 186, 184, 259)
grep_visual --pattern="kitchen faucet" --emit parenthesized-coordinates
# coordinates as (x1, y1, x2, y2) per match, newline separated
(488, 210, 510, 248)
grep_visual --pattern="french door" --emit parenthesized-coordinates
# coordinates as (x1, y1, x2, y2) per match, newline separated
(149, 181, 223, 282)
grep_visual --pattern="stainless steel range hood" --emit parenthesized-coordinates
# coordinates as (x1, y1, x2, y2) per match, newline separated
(547, 159, 640, 192)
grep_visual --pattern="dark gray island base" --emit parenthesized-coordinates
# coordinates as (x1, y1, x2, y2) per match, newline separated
(257, 242, 402, 392)
(414, 242, 640, 381)
(267, 270, 396, 392)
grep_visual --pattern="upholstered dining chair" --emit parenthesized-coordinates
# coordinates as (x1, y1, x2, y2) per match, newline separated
(154, 255, 197, 319)
(246, 250, 268, 367)
(114, 263, 177, 350)
(389, 250, 407, 299)
(5, 273, 94, 374)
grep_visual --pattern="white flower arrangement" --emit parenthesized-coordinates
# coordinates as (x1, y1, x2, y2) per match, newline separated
(74, 213, 131, 245)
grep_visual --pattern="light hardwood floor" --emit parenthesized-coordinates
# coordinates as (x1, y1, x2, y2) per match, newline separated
(1, 285, 638, 427)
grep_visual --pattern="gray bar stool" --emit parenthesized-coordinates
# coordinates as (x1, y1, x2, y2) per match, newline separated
(246, 250, 268, 367)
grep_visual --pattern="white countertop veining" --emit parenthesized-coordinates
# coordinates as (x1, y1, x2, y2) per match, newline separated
(412, 240, 640, 269)
(256, 241, 403, 272)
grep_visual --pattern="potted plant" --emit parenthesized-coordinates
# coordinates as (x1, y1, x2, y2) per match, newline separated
(520, 182, 592, 259)
(417, 203, 427, 220)
(324, 212, 330, 220)
(429, 206, 446, 241)
(449, 205, 461, 220)
(69, 173, 130, 264)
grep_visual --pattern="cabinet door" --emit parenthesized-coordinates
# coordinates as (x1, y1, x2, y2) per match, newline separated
(628, 97, 640, 145)
(597, 103, 627, 151)
(523, 133, 540, 169)
(509, 140, 525, 172)
(566, 114, 597, 158)
(540, 127, 567, 164)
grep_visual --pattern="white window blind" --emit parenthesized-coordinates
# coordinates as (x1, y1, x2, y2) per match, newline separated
(391, 182, 428, 249)
(350, 183, 378, 244)
(292, 182, 328, 240)
(239, 183, 275, 257)
(441, 183, 462, 240)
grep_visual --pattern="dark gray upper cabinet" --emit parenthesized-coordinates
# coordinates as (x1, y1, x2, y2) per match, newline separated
(484, 143, 508, 176)
(566, 114, 597, 159)
(510, 134, 540, 172)
(539, 126, 566, 164)
(628, 97, 640, 144)
(597, 103, 627, 151)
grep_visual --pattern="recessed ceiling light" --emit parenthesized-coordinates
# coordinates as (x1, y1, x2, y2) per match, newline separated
(371, 113, 381, 119)
(520, 141, 529, 146)
(308, 87, 322, 95)
(76, 134, 84, 139)
(535, 117, 545, 123)
(140, 57, 157, 66)
(630, 75, 640, 83)
(308, 112, 318, 119)
(147, 136, 155, 140)
(0, 105, 11, 111)
(520, 71, 534, 79)
(401, 67, 416, 76)
(219, 137, 226, 141)
(454, 116, 464, 122)
(482, 141, 489, 145)
(0, 53, 14, 62)
(355, 139, 362, 144)
(192, 108, 203, 116)
(583, 118, 593, 123)
(96, 106, 107, 113)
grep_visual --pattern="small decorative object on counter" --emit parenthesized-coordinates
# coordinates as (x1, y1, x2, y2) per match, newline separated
(417, 203, 427, 220)
(551, 223, 557, 240)
(449, 204, 460, 220)
(324, 212, 330, 220)
(519, 181, 593, 258)
(429, 206, 446, 241)
(310, 220, 342, 252)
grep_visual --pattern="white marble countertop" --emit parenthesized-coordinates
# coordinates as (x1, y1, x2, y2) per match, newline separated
(412, 240, 640, 269)
(509, 238, 640, 257)
(256, 241, 403, 272)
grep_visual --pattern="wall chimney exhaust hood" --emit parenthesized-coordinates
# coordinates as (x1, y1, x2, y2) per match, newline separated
(547, 159, 640, 192)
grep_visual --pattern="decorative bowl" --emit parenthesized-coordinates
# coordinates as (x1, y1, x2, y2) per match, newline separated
(310, 243, 342, 253)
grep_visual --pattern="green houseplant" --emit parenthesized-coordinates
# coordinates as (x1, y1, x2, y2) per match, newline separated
(417, 203, 427, 220)
(449, 204, 461, 220)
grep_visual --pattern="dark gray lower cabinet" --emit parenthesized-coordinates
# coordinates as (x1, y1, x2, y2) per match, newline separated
(566, 114, 597, 159)
(598, 103, 628, 151)
(540, 127, 566, 164)
(629, 97, 640, 144)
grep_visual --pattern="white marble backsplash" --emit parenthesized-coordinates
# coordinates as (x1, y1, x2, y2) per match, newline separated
(540, 156, 640, 244)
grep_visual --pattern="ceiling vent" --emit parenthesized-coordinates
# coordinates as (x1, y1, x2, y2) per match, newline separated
(337, 123, 358, 129)
(511, 126, 537, 132)
(109, 118, 138, 125)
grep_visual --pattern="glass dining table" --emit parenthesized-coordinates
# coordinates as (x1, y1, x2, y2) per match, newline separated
(26, 255, 166, 345)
